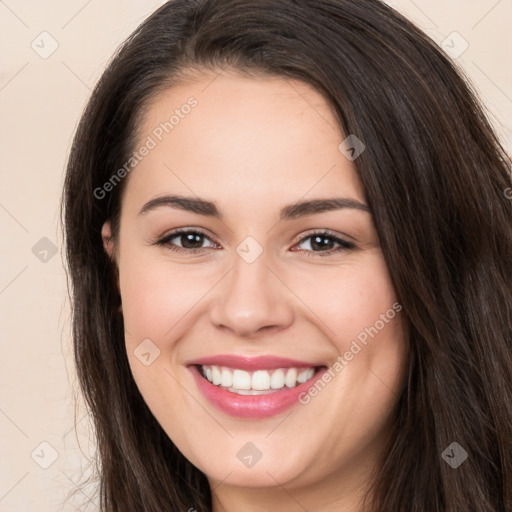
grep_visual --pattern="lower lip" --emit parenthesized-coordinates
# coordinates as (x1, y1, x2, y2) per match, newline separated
(189, 365, 326, 419)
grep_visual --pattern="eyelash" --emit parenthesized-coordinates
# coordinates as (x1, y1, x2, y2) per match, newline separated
(153, 228, 356, 257)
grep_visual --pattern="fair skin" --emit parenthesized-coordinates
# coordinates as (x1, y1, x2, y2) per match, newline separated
(102, 69, 407, 511)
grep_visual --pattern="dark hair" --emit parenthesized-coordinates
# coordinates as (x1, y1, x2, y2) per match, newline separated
(61, 0, 512, 510)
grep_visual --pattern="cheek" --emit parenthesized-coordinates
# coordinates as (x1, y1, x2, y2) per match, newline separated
(289, 255, 407, 404)
(117, 251, 201, 421)
(293, 255, 399, 346)
(118, 250, 216, 346)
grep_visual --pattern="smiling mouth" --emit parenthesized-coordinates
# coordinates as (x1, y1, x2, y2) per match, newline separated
(197, 364, 325, 395)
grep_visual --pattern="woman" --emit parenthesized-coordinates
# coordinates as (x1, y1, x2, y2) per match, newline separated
(61, 0, 512, 510)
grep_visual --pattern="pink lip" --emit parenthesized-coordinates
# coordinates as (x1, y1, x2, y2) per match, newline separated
(188, 364, 327, 419)
(186, 354, 320, 371)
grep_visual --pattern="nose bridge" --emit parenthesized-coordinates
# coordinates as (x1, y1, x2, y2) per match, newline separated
(209, 244, 294, 337)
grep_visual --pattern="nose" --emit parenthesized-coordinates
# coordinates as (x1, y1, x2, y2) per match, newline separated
(209, 250, 294, 338)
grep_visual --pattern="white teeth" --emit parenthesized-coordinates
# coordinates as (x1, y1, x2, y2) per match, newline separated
(200, 365, 318, 394)
(252, 370, 270, 390)
(297, 368, 315, 383)
(232, 369, 251, 390)
(220, 368, 232, 388)
(211, 366, 221, 385)
(270, 369, 285, 389)
(285, 368, 297, 388)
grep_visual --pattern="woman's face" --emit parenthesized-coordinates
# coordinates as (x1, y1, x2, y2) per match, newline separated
(103, 70, 407, 502)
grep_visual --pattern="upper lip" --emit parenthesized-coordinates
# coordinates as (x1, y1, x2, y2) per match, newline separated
(186, 354, 323, 371)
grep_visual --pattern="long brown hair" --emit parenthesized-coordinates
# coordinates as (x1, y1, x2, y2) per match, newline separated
(61, 0, 512, 510)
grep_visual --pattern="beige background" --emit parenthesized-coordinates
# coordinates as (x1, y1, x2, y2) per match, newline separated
(0, 1, 510, 510)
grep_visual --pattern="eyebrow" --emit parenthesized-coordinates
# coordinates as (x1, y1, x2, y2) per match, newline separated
(138, 194, 370, 220)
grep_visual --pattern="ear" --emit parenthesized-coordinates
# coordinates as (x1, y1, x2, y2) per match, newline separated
(101, 220, 115, 260)
(101, 221, 120, 294)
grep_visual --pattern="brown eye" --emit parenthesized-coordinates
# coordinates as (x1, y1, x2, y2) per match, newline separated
(309, 234, 337, 251)
(293, 231, 355, 257)
(155, 229, 219, 253)
(177, 232, 206, 249)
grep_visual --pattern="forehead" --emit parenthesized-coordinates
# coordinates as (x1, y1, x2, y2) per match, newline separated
(124, 70, 365, 215)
